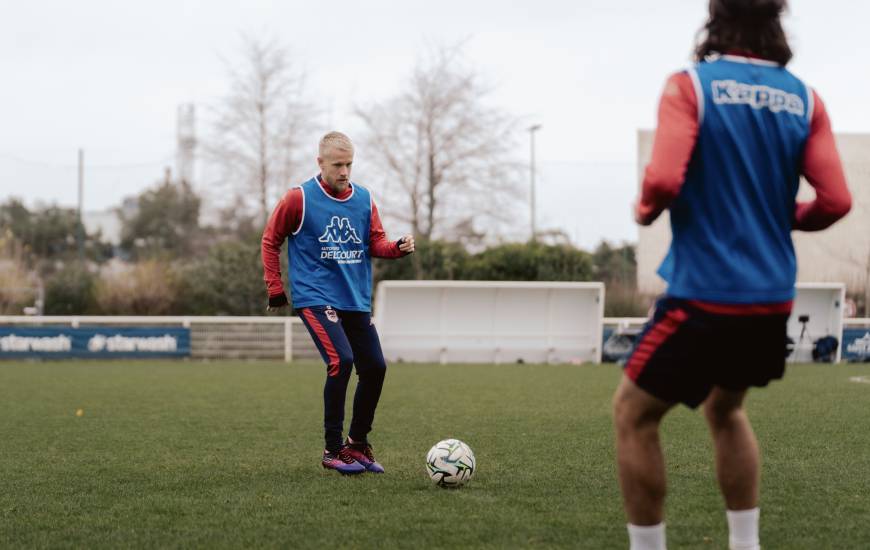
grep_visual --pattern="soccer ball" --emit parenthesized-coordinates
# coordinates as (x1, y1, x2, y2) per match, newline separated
(426, 439, 476, 487)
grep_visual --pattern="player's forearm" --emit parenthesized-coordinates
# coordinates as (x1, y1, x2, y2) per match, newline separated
(638, 165, 684, 224)
(793, 196, 851, 231)
(261, 190, 301, 297)
(261, 237, 286, 296)
(793, 166, 851, 231)
(794, 91, 852, 231)
(370, 236, 406, 259)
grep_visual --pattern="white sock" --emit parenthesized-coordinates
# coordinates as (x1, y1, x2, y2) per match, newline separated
(627, 523, 666, 550)
(727, 508, 760, 550)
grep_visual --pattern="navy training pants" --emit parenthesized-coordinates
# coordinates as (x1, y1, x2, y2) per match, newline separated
(297, 306, 387, 453)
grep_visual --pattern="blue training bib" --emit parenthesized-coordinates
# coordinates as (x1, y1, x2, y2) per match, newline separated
(288, 177, 373, 311)
(660, 56, 812, 303)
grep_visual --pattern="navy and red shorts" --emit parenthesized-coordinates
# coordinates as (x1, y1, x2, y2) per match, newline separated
(624, 297, 790, 408)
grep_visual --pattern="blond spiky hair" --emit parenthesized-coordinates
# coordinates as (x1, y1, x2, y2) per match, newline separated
(318, 131, 354, 156)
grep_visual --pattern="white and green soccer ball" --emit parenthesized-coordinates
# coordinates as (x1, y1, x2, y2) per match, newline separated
(426, 438, 476, 487)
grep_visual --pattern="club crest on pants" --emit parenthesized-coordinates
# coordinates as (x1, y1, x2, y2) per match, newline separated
(325, 307, 338, 323)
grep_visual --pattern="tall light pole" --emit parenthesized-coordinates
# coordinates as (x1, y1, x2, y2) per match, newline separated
(77, 148, 84, 261)
(528, 124, 542, 242)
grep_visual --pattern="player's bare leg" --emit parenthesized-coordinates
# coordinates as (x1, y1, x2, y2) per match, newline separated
(703, 387, 758, 509)
(704, 387, 760, 550)
(613, 375, 674, 526)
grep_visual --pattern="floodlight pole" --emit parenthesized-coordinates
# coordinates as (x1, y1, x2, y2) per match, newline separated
(77, 148, 84, 261)
(528, 124, 541, 243)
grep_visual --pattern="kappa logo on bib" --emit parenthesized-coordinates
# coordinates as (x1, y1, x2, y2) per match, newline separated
(319, 216, 362, 244)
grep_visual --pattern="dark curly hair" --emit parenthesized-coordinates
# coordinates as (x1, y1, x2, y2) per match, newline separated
(695, 0, 793, 65)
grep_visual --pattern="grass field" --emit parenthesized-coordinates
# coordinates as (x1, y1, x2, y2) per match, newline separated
(1, 360, 869, 549)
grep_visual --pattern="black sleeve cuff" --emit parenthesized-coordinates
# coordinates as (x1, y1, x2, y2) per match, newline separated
(268, 293, 289, 308)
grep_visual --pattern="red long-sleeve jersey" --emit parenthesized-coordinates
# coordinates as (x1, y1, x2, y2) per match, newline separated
(262, 177, 405, 299)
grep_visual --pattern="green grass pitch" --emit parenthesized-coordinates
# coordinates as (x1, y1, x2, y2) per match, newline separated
(1, 360, 869, 549)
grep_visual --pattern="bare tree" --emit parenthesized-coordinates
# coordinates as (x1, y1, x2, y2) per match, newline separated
(206, 36, 314, 225)
(354, 45, 523, 244)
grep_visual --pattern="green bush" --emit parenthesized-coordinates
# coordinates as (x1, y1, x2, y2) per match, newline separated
(374, 239, 469, 283)
(118, 180, 201, 261)
(375, 240, 596, 283)
(44, 263, 98, 315)
(175, 236, 270, 316)
(465, 242, 594, 281)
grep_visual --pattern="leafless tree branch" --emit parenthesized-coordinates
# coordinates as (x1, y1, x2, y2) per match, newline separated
(354, 44, 523, 244)
(203, 35, 316, 225)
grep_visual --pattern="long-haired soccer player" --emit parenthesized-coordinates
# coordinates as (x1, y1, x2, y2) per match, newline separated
(262, 132, 414, 475)
(613, 1, 852, 548)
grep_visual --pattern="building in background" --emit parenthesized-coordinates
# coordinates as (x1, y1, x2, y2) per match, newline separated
(636, 130, 870, 314)
(82, 209, 122, 245)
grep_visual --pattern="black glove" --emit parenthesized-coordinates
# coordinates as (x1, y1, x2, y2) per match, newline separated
(268, 293, 289, 309)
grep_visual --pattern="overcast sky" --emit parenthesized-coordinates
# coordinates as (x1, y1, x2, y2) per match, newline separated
(2, 0, 868, 248)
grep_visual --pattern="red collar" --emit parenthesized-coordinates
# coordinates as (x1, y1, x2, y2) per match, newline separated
(317, 174, 352, 200)
(725, 49, 771, 61)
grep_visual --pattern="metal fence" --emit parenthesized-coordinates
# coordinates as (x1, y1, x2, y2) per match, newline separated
(2, 315, 868, 362)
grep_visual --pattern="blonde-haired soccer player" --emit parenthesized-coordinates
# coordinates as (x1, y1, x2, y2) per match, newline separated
(262, 132, 415, 474)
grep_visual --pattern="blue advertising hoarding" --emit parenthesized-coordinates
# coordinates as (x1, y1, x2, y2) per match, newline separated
(0, 327, 190, 359)
(842, 328, 870, 362)
(600, 325, 870, 363)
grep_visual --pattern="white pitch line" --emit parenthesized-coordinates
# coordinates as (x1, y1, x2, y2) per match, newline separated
(848, 376, 870, 384)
